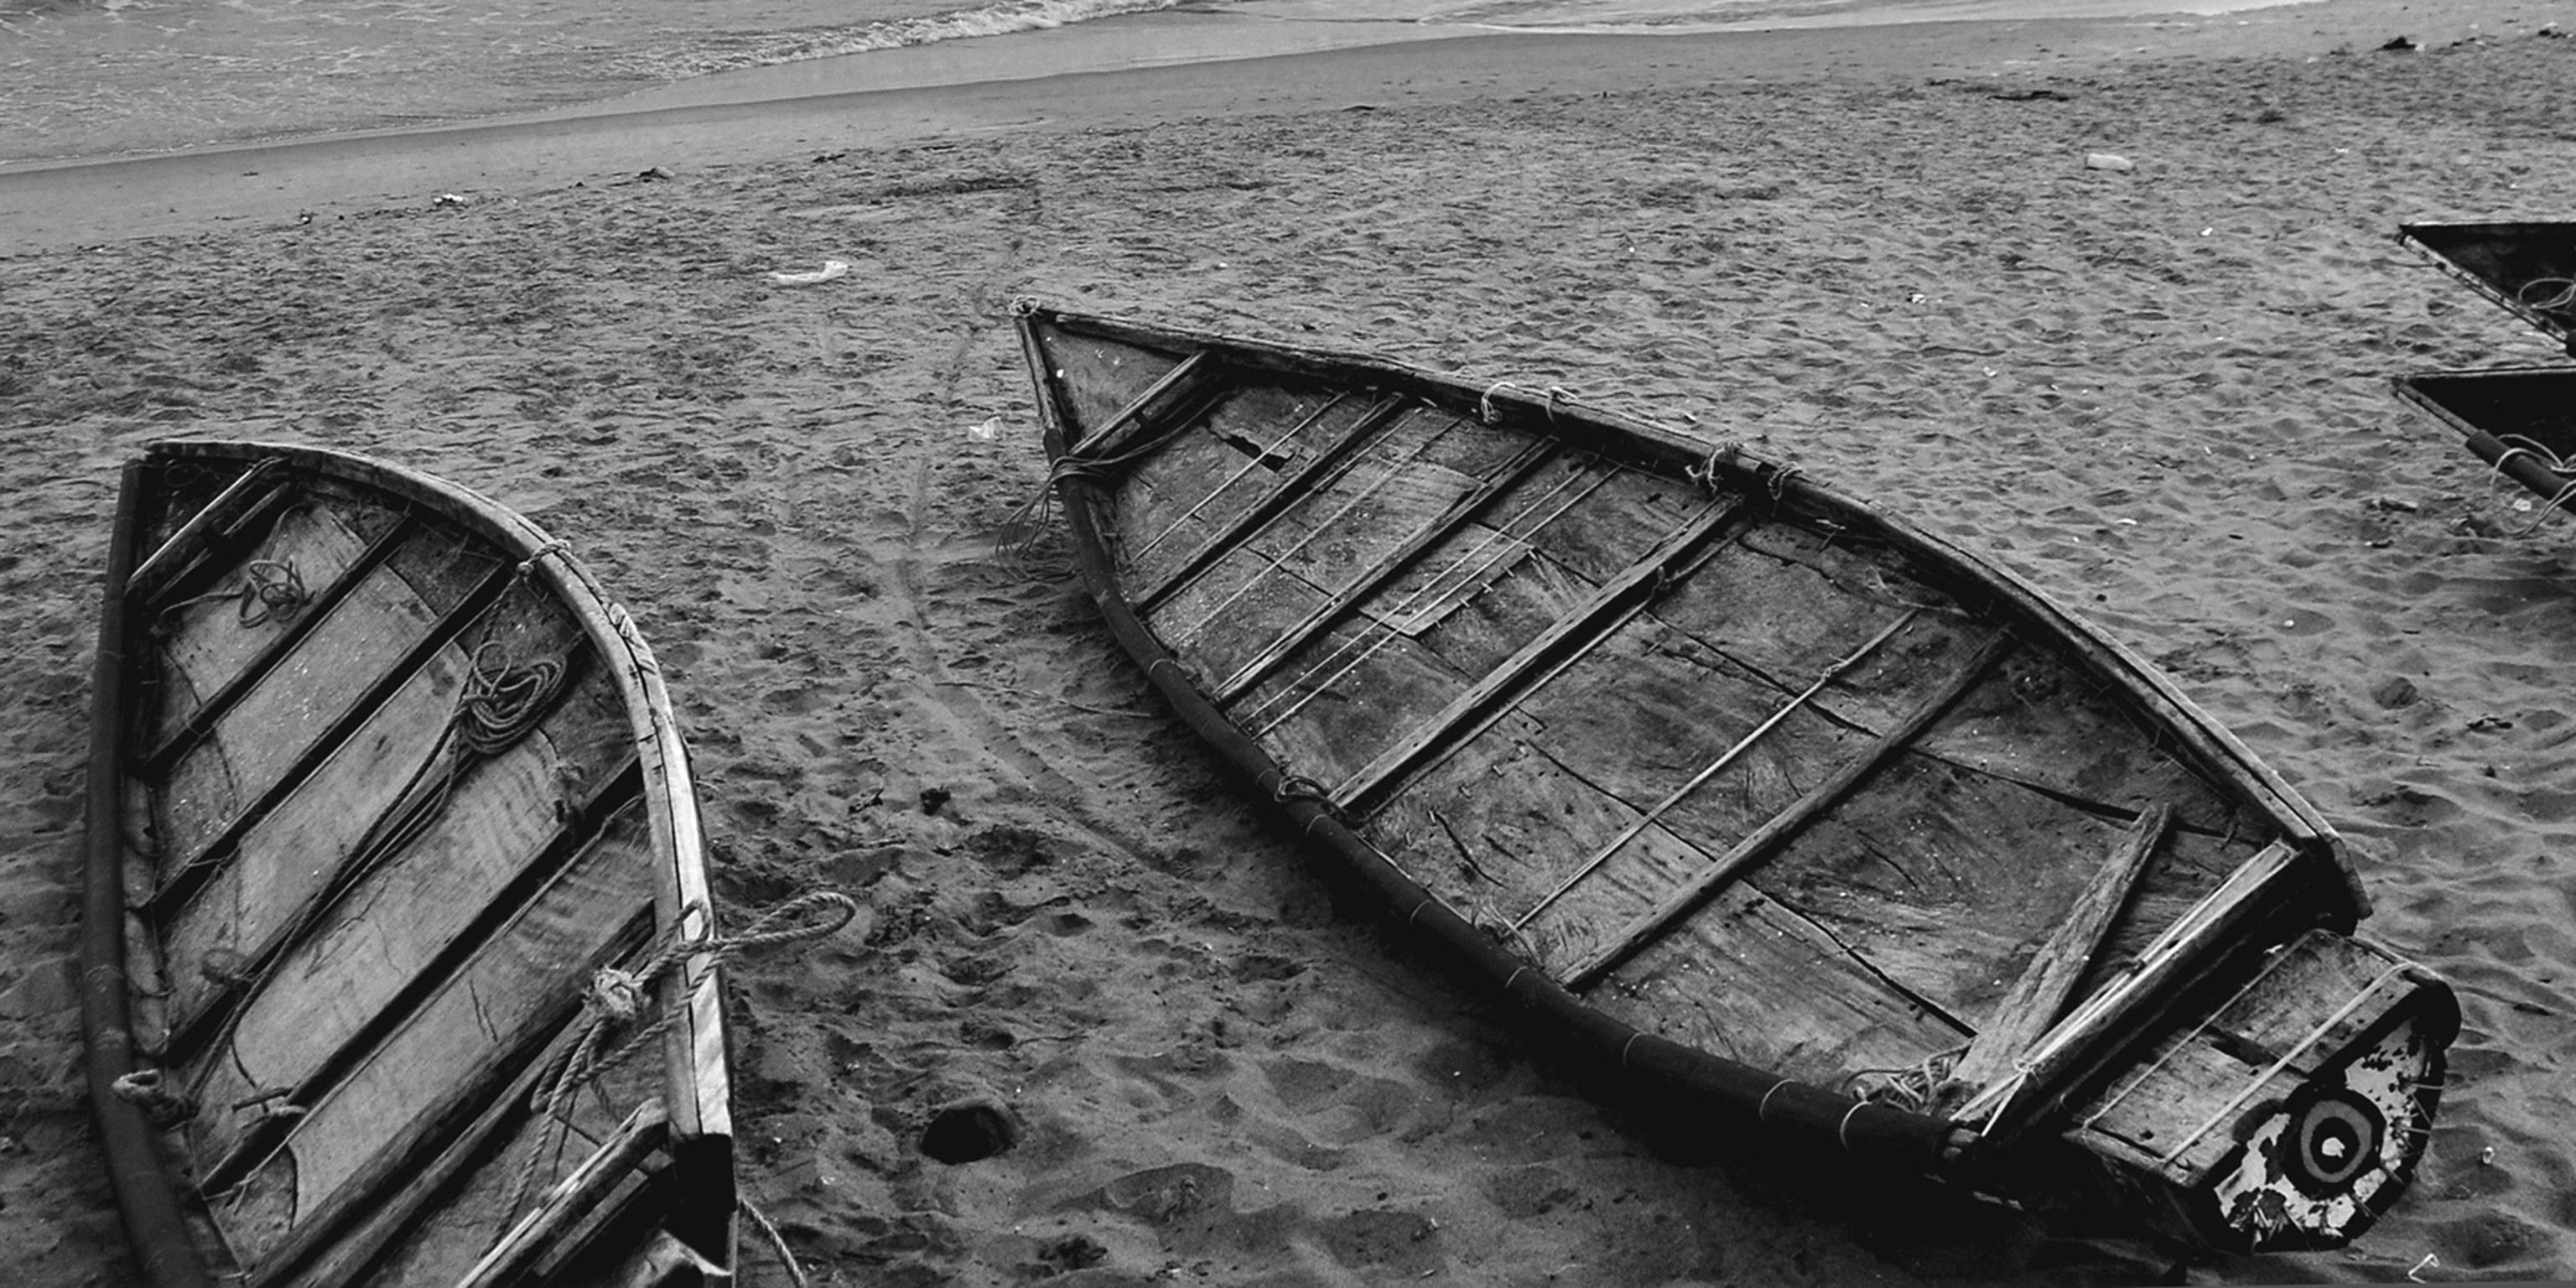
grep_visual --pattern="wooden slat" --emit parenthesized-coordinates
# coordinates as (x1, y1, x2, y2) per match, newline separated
(1212, 440, 1561, 704)
(1328, 496, 1745, 814)
(1590, 880, 1976, 1088)
(1951, 838, 2306, 1135)
(146, 498, 387, 759)
(460, 1099, 670, 1288)
(1135, 393, 1412, 613)
(1127, 388, 1359, 565)
(1514, 607, 1925, 934)
(159, 652, 618, 1048)
(236, 997, 592, 1285)
(147, 557, 521, 915)
(1065, 348, 1214, 460)
(153, 526, 454, 870)
(187, 777, 648, 1186)
(128, 458, 290, 605)
(1562, 631, 2016, 991)
(1940, 802, 2174, 1106)
(143, 515, 417, 773)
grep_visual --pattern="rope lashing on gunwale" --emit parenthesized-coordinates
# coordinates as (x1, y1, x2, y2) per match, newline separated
(496, 891, 860, 1233)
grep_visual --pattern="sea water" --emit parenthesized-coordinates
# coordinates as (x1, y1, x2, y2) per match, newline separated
(0, 0, 2010, 165)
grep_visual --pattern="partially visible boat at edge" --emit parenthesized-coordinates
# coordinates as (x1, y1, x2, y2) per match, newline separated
(2398, 220, 2576, 353)
(83, 441, 736, 1285)
(1017, 304, 2457, 1254)
(2395, 366, 2576, 518)
(2396, 220, 2576, 518)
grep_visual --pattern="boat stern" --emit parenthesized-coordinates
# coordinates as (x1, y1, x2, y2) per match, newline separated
(2064, 930, 2457, 1254)
(2196, 974, 2456, 1252)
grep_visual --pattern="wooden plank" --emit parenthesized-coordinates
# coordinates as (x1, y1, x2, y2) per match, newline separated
(1586, 880, 1975, 1088)
(1951, 839, 2306, 1135)
(1028, 319, 1192, 453)
(1941, 802, 2174, 1106)
(127, 457, 288, 605)
(153, 526, 453, 870)
(1212, 439, 1561, 704)
(1223, 456, 1625, 753)
(1514, 609, 1924, 934)
(148, 553, 518, 910)
(184, 795, 655, 1183)
(2071, 930, 2433, 1176)
(1124, 386, 1358, 566)
(1156, 413, 1505, 683)
(159, 647, 624, 1044)
(143, 515, 418, 772)
(1562, 632, 2016, 990)
(226, 981, 659, 1285)
(1065, 347, 1211, 460)
(460, 1099, 670, 1288)
(1904, 645, 2251, 836)
(1327, 496, 1743, 813)
(1135, 392, 1410, 613)
(147, 498, 382, 752)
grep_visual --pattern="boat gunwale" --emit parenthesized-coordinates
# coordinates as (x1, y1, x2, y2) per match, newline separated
(81, 438, 732, 1286)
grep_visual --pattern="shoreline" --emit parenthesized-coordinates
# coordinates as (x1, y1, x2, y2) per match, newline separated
(0, 0, 2519, 251)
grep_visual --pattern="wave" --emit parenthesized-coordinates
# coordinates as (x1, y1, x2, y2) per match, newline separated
(614, 0, 1197, 81)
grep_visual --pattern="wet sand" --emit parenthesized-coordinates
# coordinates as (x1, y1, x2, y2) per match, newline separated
(4, 2, 2575, 1283)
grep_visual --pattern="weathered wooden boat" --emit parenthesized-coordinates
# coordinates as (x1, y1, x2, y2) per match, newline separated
(2398, 220, 2576, 352)
(82, 441, 738, 1285)
(2395, 366, 2576, 520)
(1017, 304, 2458, 1254)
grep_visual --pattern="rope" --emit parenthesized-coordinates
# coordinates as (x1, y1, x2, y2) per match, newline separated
(2518, 276, 2576, 312)
(498, 891, 860, 1232)
(2482, 435, 2576, 536)
(740, 1197, 813, 1287)
(457, 641, 569, 759)
(110, 1069, 200, 1129)
(160, 558, 311, 627)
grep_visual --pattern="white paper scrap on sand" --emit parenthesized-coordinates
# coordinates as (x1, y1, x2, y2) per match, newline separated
(768, 260, 851, 285)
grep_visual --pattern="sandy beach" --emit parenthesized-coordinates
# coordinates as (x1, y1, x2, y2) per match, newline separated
(6, 1, 2576, 1282)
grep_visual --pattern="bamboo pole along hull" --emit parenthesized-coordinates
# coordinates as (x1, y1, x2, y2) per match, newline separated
(1017, 304, 2456, 1254)
(81, 441, 735, 1286)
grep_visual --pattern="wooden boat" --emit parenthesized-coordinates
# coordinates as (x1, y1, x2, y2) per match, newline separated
(2395, 366, 2576, 518)
(1017, 304, 2458, 1254)
(2398, 220, 2576, 351)
(82, 441, 738, 1285)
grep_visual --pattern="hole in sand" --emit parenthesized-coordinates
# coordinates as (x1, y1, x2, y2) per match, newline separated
(920, 1102, 1018, 1164)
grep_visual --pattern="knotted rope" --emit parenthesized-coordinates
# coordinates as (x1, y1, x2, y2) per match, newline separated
(160, 557, 311, 627)
(499, 891, 860, 1231)
(109, 1068, 200, 1130)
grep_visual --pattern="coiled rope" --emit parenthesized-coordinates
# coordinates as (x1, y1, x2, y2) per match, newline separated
(2517, 276, 2576, 313)
(498, 891, 860, 1233)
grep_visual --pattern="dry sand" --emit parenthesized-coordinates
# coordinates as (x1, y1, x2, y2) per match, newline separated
(5, 3, 2576, 1283)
